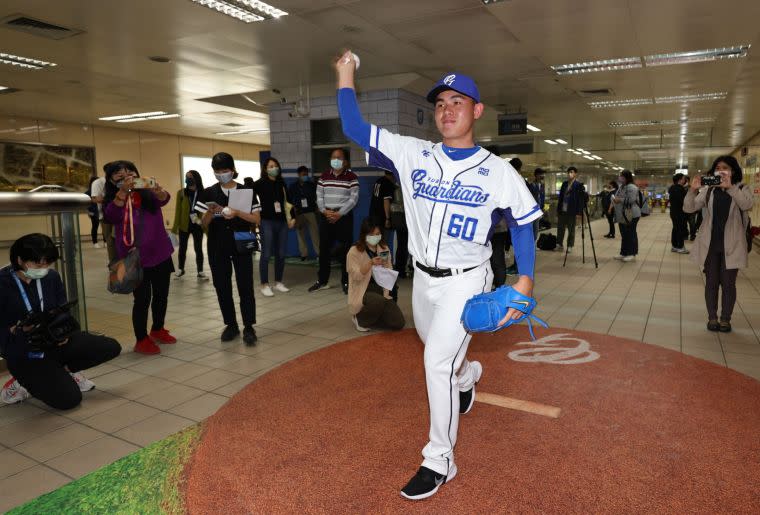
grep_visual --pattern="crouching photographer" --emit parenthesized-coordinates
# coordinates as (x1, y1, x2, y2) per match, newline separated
(0, 234, 121, 409)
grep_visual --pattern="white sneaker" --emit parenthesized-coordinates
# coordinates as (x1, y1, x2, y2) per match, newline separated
(274, 282, 290, 293)
(613, 255, 624, 260)
(352, 316, 370, 332)
(1, 378, 30, 404)
(677, 248, 690, 254)
(261, 285, 274, 297)
(566, 246, 573, 254)
(197, 271, 208, 280)
(622, 255, 634, 262)
(175, 270, 185, 278)
(93, 243, 103, 249)
(70, 371, 95, 392)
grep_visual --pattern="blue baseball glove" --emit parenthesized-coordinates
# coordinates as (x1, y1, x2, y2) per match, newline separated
(461, 285, 548, 340)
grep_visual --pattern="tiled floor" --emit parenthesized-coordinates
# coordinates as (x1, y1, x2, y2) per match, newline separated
(2, 210, 760, 511)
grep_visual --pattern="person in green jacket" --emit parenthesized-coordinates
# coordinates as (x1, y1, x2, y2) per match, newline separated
(172, 170, 207, 279)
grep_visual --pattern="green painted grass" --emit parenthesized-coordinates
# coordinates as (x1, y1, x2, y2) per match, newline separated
(8, 424, 202, 515)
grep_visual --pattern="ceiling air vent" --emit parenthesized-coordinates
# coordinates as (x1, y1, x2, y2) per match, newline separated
(577, 88, 615, 97)
(222, 122, 244, 127)
(1, 14, 83, 40)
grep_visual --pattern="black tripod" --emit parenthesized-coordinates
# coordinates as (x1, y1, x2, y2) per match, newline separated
(562, 204, 598, 268)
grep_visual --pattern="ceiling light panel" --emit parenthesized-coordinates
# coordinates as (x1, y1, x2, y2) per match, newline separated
(0, 52, 57, 69)
(116, 113, 180, 122)
(654, 92, 727, 104)
(99, 111, 167, 121)
(551, 57, 642, 75)
(645, 45, 750, 67)
(215, 128, 270, 135)
(188, 0, 288, 23)
(589, 98, 652, 108)
(526, 124, 541, 132)
(544, 139, 557, 145)
(554, 138, 568, 144)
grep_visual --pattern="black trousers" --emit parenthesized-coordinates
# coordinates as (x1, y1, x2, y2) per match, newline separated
(490, 231, 508, 288)
(619, 217, 639, 256)
(318, 213, 353, 286)
(670, 213, 687, 248)
(605, 213, 615, 236)
(89, 215, 100, 244)
(178, 224, 204, 272)
(209, 250, 256, 328)
(7, 332, 121, 410)
(704, 251, 738, 322)
(688, 212, 701, 240)
(394, 226, 410, 278)
(132, 257, 173, 340)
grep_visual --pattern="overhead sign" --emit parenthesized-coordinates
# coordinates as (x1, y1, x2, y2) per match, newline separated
(498, 113, 528, 135)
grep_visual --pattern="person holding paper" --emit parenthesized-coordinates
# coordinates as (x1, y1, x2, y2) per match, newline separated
(346, 218, 405, 332)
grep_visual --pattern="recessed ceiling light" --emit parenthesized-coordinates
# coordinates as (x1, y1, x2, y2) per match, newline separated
(116, 113, 181, 123)
(620, 134, 661, 140)
(0, 86, 7, 91)
(589, 98, 653, 108)
(554, 138, 568, 144)
(645, 45, 750, 67)
(582, 155, 595, 160)
(591, 155, 603, 160)
(188, 0, 288, 23)
(544, 139, 557, 145)
(0, 52, 57, 69)
(526, 124, 541, 132)
(214, 128, 270, 135)
(609, 118, 715, 127)
(654, 92, 727, 104)
(566, 148, 576, 152)
(481, 0, 510, 5)
(99, 111, 168, 121)
(551, 57, 642, 75)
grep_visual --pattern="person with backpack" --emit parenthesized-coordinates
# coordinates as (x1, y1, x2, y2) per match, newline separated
(612, 170, 641, 262)
(684, 156, 753, 333)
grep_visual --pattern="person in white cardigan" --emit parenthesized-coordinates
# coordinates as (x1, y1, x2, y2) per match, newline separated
(346, 218, 405, 332)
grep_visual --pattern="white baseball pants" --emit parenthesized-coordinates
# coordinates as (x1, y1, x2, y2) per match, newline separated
(412, 262, 493, 476)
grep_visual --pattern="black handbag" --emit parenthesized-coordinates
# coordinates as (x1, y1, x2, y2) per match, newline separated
(234, 231, 260, 254)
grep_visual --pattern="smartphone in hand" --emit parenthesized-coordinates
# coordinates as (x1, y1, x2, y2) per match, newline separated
(701, 175, 722, 186)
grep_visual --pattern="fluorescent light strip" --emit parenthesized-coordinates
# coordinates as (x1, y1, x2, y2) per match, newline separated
(655, 92, 727, 104)
(146, 114, 181, 120)
(589, 98, 652, 108)
(99, 111, 167, 121)
(544, 139, 557, 145)
(116, 113, 181, 123)
(0, 86, 8, 91)
(0, 52, 57, 69)
(620, 134, 660, 140)
(189, 0, 288, 23)
(645, 45, 750, 67)
(526, 124, 541, 132)
(551, 57, 641, 75)
(215, 129, 270, 135)
(554, 138, 568, 144)
(591, 155, 602, 160)
(609, 118, 715, 128)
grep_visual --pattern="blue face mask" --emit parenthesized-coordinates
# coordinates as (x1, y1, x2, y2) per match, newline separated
(330, 158, 343, 170)
(300, 175, 310, 182)
(23, 267, 49, 280)
(215, 171, 234, 184)
(185, 178, 194, 187)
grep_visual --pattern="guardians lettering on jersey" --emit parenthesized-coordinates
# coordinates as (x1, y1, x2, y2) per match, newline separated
(411, 169, 490, 207)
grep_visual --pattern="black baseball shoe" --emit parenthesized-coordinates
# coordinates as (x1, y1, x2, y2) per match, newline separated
(221, 325, 240, 342)
(400, 466, 455, 500)
(243, 326, 257, 345)
(308, 281, 330, 292)
(460, 361, 482, 415)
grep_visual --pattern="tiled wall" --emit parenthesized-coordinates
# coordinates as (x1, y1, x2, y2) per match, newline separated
(0, 116, 268, 241)
(269, 88, 437, 171)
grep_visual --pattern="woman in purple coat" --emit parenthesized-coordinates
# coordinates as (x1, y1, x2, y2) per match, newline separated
(103, 161, 176, 355)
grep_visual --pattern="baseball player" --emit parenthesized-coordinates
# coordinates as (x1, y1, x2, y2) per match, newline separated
(334, 51, 542, 500)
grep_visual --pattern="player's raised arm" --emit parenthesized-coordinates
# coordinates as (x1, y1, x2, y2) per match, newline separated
(334, 50, 371, 151)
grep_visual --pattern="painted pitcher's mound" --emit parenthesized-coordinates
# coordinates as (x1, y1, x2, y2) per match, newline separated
(184, 328, 760, 514)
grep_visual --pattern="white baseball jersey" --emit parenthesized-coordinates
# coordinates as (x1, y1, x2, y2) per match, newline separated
(366, 125, 541, 270)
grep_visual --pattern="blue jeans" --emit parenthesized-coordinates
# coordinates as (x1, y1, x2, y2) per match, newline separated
(260, 219, 288, 284)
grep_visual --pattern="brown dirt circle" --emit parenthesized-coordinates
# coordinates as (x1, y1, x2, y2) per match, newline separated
(183, 327, 760, 514)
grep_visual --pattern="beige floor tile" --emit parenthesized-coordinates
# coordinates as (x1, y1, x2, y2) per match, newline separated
(59, 390, 130, 422)
(168, 392, 229, 421)
(0, 403, 45, 428)
(0, 465, 72, 513)
(136, 383, 207, 411)
(15, 423, 106, 462)
(114, 412, 196, 447)
(105, 375, 177, 401)
(215, 355, 279, 375)
(681, 348, 726, 366)
(45, 436, 139, 479)
(81, 402, 161, 433)
(184, 368, 247, 391)
(90, 368, 148, 391)
(0, 412, 74, 447)
(152, 361, 215, 383)
(213, 376, 257, 397)
(721, 342, 760, 356)
(0, 448, 38, 480)
(126, 356, 188, 376)
(83, 362, 122, 379)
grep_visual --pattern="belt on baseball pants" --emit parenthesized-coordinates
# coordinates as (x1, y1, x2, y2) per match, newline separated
(415, 261, 477, 278)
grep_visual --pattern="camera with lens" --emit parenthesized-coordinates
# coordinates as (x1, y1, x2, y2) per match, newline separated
(132, 177, 156, 189)
(701, 175, 722, 186)
(16, 300, 80, 351)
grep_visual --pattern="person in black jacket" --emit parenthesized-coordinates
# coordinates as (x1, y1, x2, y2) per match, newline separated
(601, 181, 617, 238)
(0, 234, 121, 409)
(668, 173, 690, 254)
(195, 152, 262, 345)
(556, 166, 586, 252)
(289, 166, 320, 261)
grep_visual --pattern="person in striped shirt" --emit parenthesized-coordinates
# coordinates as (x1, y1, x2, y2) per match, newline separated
(309, 148, 360, 294)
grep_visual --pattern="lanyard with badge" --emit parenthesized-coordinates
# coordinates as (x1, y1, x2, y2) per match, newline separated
(12, 273, 45, 359)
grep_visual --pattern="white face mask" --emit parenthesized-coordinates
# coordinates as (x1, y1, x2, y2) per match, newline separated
(330, 158, 344, 170)
(366, 235, 382, 246)
(23, 266, 49, 280)
(215, 171, 234, 184)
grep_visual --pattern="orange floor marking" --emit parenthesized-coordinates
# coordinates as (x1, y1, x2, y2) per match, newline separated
(476, 392, 561, 419)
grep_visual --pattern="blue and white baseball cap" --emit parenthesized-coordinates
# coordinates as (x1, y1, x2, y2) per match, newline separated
(426, 73, 481, 104)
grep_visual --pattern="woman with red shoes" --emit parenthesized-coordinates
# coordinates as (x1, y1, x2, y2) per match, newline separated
(103, 161, 177, 354)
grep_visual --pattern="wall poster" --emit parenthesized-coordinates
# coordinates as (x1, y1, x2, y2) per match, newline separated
(0, 141, 96, 192)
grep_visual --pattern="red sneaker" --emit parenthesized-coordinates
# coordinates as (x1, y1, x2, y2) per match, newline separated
(134, 336, 161, 355)
(149, 328, 177, 344)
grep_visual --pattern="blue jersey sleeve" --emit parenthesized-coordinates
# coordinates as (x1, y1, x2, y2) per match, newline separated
(511, 223, 536, 280)
(338, 88, 371, 151)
